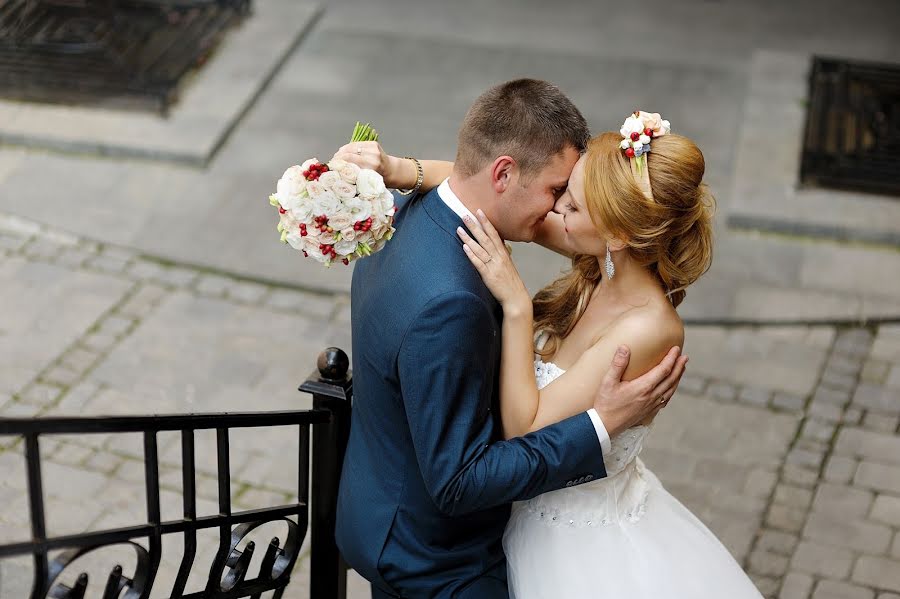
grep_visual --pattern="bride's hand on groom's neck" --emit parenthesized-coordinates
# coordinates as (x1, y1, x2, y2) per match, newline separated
(593, 345, 687, 437)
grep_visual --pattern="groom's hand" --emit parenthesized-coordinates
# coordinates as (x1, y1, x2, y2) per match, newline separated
(592, 346, 688, 437)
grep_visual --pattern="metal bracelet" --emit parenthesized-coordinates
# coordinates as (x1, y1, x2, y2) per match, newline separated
(397, 157, 424, 196)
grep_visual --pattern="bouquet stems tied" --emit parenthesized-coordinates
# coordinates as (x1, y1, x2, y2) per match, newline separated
(351, 122, 379, 143)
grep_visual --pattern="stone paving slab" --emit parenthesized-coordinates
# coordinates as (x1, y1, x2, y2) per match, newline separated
(0, 0, 323, 167)
(683, 325, 832, 397)
(0, 256, 131, 398)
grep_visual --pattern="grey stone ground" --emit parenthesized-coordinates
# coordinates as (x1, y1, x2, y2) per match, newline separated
(1, 0, 899, 598)
(1, 214, 899, 598)
(1, 0, 900, 319)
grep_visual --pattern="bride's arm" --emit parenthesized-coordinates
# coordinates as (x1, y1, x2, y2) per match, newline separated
(525, 318, 682, 433)
(336, 142, 579, 258)
(458, 211, 683, 439)
(332, 141, 452, 192)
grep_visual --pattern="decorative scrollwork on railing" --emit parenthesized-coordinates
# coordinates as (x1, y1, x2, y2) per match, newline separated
(45, 541, 151, 599)
(0, 347, 353, 599)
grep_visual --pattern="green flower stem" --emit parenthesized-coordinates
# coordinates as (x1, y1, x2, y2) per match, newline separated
(351, 121, 379, 143)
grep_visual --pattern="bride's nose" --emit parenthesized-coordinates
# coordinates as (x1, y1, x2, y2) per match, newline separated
(552, 196, 566, 214)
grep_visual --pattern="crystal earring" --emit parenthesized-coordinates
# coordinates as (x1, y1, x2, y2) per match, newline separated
(605, 244, 615, 280)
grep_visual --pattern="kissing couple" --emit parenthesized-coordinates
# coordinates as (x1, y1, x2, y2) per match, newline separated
(329, 79, 762, 599)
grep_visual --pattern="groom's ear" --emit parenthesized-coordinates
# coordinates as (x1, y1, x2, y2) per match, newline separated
(489, 156, 517, 193)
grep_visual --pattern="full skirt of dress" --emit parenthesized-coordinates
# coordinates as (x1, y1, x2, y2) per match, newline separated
(503, 464, 763, 599)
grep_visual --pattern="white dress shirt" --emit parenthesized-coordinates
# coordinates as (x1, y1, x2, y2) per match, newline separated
(436, 178, 613, 458)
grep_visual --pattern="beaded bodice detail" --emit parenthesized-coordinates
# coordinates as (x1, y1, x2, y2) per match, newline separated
(519, 358, 652, 527)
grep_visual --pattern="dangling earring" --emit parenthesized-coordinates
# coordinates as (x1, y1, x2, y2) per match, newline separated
(605, 244, 615, 280)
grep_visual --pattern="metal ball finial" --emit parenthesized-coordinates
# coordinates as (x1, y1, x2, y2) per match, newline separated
(317, 347, 349, 381)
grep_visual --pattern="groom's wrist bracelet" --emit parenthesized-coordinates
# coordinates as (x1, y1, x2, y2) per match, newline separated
(397, 157, 424, 196)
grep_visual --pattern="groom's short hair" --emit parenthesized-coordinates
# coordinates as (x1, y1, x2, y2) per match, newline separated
(455, 79, 590, 182)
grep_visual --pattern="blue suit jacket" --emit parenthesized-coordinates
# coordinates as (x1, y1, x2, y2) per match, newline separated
(336, 187, 607, 598)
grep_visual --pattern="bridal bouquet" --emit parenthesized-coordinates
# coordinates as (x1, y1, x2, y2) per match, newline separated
(269, 123, 396, 267)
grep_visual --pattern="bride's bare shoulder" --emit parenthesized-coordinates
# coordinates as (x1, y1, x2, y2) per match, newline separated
(593, 303, 684, 381)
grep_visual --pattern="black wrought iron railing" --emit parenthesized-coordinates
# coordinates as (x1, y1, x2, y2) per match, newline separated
(0, 347, 352, 599)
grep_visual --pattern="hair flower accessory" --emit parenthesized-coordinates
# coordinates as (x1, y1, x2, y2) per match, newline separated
(619, 110, 670, 175)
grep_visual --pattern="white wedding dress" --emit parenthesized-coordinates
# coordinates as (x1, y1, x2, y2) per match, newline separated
(502, 355, 764, 599)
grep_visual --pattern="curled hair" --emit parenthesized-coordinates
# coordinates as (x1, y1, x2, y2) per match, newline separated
(534, 132, 715, 357)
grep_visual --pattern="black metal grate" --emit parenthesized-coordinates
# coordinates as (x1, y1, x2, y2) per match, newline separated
(801, 56, 900, 196)
(0, 0, 250, 115)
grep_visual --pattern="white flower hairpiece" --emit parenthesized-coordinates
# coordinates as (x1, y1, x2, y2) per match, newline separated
(619, 111, 671, 175)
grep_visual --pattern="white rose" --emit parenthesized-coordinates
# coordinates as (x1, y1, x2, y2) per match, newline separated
(356, 169, 386, 199)
(329, 213, 353, 231)
(335, 238, 359, 256)
(306, 180, 326, 198)
(356, 230, 375, 246)
(285, 229, 305, 251)
(276, 167, 308, 204)
(332, 180, 357, 200)
(346, 198, 373, 223)
(301, 158, 319, 171)
(328, 158, 361, 184)
(639, 134, 651, 145)
(619, 139, 631, 150)
(337, 161, 360, 184)
(287, 197, 314, 223)
(279, 211, 297, 231)
(318, 171, 342, 191)
(372, 223, 391, 239)
(302, 236, 321, 254)
(312, 190, 341, 216)
(371, 237, 388, 253)
(341, 227, 357, 242)
(281, 164, 305, 182)
(379, 190, 396, 214)
(619, 116, 644, 138)
(631, 141, 644, 152)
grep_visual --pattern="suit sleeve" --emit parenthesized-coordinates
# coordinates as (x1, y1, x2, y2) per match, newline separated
(398, 290, 607, 517)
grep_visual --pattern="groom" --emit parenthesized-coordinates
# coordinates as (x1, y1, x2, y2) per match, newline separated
(336, 79, 687, 598)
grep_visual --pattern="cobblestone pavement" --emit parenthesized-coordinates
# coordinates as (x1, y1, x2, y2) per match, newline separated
(0, 210, 898, 599)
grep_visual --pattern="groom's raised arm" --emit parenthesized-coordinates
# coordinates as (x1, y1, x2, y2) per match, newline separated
(398, 290, 607, 517)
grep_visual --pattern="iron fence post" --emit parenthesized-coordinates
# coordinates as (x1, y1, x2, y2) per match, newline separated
(301, 347, 352, 599)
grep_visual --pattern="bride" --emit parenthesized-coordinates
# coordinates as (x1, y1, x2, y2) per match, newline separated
(335, 113, 763, 598)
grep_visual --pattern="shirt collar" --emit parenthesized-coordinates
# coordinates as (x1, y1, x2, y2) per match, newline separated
(437, 178, 477, 223)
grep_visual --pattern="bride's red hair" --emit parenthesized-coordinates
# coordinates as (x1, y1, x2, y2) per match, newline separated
(533, 131, 715, 358)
